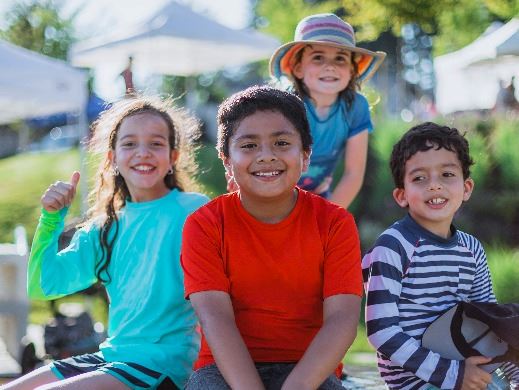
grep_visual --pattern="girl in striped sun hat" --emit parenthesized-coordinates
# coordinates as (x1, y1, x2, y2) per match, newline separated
(269, 13, 386, 209)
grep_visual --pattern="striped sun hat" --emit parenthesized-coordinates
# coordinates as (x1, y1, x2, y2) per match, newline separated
(269, 13, 386, 83)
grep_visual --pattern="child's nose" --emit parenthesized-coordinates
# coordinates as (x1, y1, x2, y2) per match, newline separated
(323, 59, 336, 69)
(428, 178, 443, 190)
(256, 145, 277, 162)
(136, 144, 151, 157)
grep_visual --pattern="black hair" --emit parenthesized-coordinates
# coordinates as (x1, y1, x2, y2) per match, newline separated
(217, 85, 312, 157)
(390, 122, 474, 189)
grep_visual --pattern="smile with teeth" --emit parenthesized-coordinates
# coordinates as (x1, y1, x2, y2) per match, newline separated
(132, 165, 155, 172)
(427, 197, 446, 205)
(253, 170, 281, 177)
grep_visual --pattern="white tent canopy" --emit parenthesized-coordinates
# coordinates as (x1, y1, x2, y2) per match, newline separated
(0, 39, 88, 125)
(435, 19, 519, 114)
(70, 0, 280, 76)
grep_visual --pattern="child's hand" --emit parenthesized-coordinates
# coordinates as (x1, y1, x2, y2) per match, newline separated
(41, 171, 80, 212)
(461, 356, 492, 390)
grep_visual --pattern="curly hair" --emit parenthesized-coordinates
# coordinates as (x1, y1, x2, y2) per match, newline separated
(390, 122, 474, 189)
(217, 85, 312, 157)
(85, 95, 201, 283)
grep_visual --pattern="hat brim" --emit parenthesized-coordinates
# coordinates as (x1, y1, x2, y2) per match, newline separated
(269, 40, 386, 83)
(422, 304, 507, 373)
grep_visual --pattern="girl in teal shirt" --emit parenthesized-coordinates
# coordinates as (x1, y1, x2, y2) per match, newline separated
(5, 96, 208, 390)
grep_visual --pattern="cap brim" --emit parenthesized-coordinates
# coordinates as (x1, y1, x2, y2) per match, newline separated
(269, 40, 386, 83)
(422, 305, 507, 373)
(463, 301, 519, 349)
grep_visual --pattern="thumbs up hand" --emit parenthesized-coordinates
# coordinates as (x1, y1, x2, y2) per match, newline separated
(41, 171, 81, 212)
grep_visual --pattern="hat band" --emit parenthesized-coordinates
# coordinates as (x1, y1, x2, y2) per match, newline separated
(299, 28, 356, 47)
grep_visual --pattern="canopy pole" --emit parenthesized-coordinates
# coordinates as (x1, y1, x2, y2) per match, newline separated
(78, 69, 90, 217)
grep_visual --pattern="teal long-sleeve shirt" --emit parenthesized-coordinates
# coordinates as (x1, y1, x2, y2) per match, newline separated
(27, 189, 209, 388)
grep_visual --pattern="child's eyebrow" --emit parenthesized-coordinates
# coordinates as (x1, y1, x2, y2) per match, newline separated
(118, 133, 167, 141)
(440, 163, 462, 170)
(233, 130, 298, 142)
(407, 163, 461, 175)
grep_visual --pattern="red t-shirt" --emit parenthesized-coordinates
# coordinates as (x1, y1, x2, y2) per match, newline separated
(181, 189, 362, 369)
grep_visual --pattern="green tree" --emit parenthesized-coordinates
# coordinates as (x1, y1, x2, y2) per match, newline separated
(0, 0, 77, 60)
(486, 0, 519, 18)
(255, 0, 512, 55)
(336, 0, 504, 54)
(254, 0, 342, 43)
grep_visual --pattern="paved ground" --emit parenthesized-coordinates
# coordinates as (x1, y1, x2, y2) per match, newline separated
(0, 345, 387, 388)
(342, 365, 386, 389)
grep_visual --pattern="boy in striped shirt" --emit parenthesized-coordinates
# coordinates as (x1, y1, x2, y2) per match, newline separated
(362, 122, 499, 389)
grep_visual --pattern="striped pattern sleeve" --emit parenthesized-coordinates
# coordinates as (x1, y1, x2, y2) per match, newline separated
(457, 232, 496, 303)
(458, 232, 519, 383)
(363, 227, 462, 389)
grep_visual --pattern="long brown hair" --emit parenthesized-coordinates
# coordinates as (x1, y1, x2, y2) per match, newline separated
(86, 95, 201, 283)
(290, 45, 360, 108)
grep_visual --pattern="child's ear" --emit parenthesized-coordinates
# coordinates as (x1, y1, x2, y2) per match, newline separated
(170, 149, 179, 165)
(219, 152, 232, 173)
(108, 150, 115, 167)
(302, 150, 311, 172)
(463, 177, 475, 202)
(293, 63, 303, 79)
(393, 188, 409, 208)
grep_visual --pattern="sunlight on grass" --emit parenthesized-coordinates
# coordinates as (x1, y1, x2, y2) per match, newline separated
(0, 149, 82, 243)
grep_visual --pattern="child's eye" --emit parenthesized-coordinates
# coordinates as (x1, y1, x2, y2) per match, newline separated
(311, 54, 323, 62)
(276, 140, 290, 147)
(412, 175, 425, 182)
(443, 172, 455, 177)
(150, 141, 166, 148)
(121, 142, 135, 148)
(241, 143, 256, 149)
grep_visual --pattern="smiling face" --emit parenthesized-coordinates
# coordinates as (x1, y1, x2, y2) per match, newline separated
(393, 146, 474, 238)
(222, 109, 310, 208)
(109, 113, 178, 202)
(293, 44, 353, 102)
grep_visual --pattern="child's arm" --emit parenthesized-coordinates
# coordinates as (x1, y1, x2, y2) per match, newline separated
(281, 294, 361, 390)
(28, 172, 98, 299)
(460, 232, 497, 303)
(329, 131, 368, 209)
(364, 240, 492, 389)
(189, 290, 265, 390)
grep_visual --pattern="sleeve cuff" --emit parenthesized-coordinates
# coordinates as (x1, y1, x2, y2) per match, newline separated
(453, 361, 465, 390)
(40, 207, 69, 223)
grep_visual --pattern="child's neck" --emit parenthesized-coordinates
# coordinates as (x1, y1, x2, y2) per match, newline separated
(129, 187, 171, 203)
(240, 189, 298, 224)
(310, 93, 339, 119)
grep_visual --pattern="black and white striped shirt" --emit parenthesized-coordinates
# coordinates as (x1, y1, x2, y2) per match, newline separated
(362, 214, 495, 389)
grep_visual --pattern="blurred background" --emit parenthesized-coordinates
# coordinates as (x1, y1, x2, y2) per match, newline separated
(1, 0, 519, 383)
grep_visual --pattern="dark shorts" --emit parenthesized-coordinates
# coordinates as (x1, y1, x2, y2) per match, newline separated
(51, 352, 179, 390)
(185, 363, 345, 390)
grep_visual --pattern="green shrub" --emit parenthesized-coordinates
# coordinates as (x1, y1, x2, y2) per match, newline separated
(487, 246, 519, 303)
(195, 142, 226, 197)
(465, 131, 491, 187)
(492, 121, 519, 190)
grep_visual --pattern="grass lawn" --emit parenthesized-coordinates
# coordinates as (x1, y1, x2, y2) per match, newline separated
(0, 149, 83, 243)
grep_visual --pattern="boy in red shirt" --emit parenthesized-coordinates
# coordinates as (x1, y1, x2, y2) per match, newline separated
(181, 85, 362, 390)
